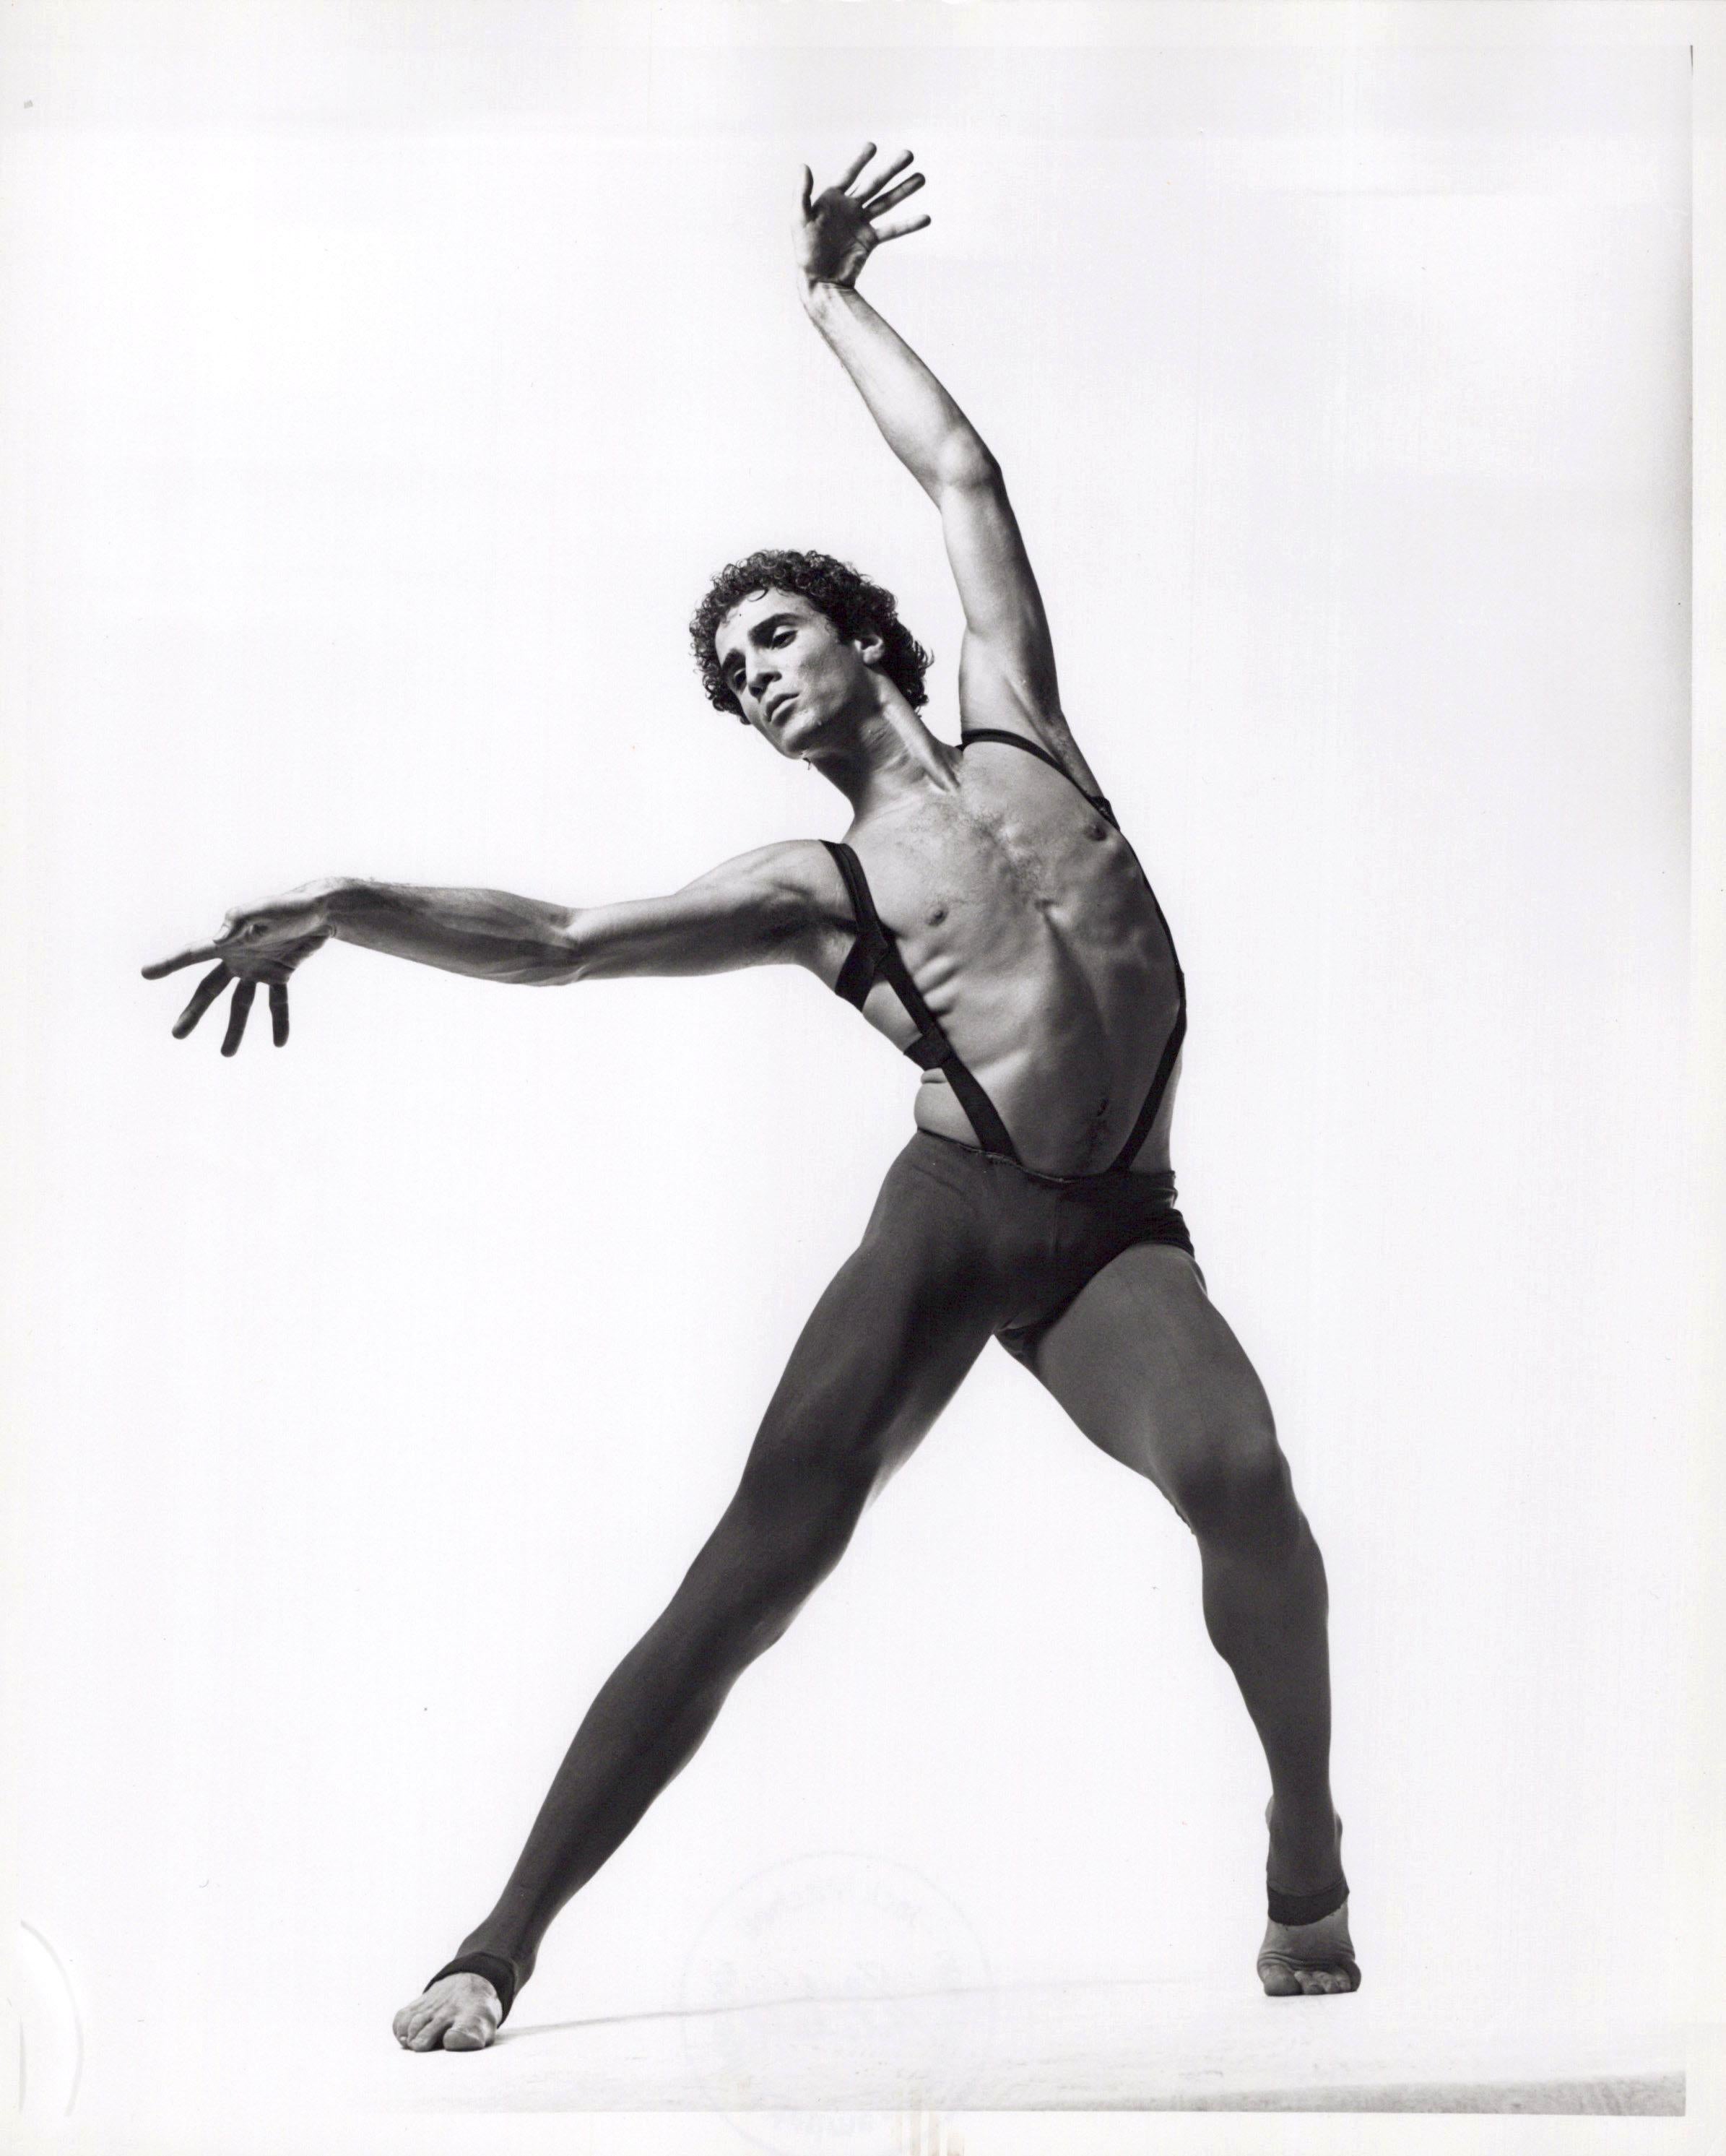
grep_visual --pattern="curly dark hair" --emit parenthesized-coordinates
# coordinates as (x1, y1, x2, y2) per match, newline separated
(689, 548, 933, 722)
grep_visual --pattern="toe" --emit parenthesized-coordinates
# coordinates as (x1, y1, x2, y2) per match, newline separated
(1258, 1960, 1303, 1998)
(393, 1996, 433, 2043)
(405, 2004, 452, 2050)
(394, 1973, 504, 2051)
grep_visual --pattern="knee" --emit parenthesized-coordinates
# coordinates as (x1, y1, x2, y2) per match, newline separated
(694, 1470, 871, 1658)
(1168, 1415, 1302, 1554)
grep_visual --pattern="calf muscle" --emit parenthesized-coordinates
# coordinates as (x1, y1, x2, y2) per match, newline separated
(1027, 1242, 1342, 1897)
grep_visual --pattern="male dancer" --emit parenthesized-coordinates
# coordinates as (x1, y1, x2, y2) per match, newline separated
(145, 149, 1358, 2051)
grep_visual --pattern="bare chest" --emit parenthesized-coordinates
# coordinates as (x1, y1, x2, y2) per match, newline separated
(845, 770, 1160, 992)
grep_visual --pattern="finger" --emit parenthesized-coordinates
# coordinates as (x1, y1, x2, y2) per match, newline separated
(864, 170, 924, 215)
(835, 142, 877, 191)
(172, 963, 232, 1039)
(859, 152, 916, 207)
(864, 173, 924, 220)
(799, 164, 814, 215)
(269, 981, 290, 1047)
(220, 979, 256, 1058)
(872, 212, 932, 246)
(142, 940, 232, 981)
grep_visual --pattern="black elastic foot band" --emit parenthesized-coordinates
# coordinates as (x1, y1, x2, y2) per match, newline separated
(426, 1952, 519, 2025)
(1266, 1876, 1348, 1927)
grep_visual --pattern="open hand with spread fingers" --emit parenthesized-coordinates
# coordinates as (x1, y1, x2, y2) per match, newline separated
(142, 885, 335, 1055)
(796, 143, 931, 290)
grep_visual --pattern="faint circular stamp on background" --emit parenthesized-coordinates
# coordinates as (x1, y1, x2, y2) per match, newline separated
(14, 1921, 83, 2121)
(680, 1850, 995, 2156)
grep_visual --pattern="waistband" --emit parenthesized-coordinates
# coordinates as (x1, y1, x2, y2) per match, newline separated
(910, 1125, 1177, 1199)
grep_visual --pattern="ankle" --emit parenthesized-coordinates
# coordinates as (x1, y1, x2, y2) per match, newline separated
(1265, 1797, 1342, 1887)
(1266, 1876, 1348, 1926)
(428, 1951, 521, 2024)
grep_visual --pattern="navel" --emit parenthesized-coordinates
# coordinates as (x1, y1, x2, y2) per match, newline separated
(926, 904, 947, 926)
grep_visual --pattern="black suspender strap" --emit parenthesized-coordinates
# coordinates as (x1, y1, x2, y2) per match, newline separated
(822, 840, 1020, 1163)
(825, 842, 891, 1010)
(959, 728, 1119, 828)
(822, 764, 1187, 1177)
(1108, 1002, 1186, 1172)
(958, 730, 1187, 1173)
(1106, 884, 1188, 1174)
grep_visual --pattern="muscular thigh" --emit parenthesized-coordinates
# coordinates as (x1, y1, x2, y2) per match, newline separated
(736, 1161, 999, 1521)
(1022, 1242, 1279, 1516)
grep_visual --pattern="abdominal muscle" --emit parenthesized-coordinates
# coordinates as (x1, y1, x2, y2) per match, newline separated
(910, 1018, 1181, 1179)
(888, 850, 1181, 1177)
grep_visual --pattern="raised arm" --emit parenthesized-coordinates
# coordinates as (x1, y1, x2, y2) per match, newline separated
(143, 844, 836, 1054)
(797, 146, 1099, 789)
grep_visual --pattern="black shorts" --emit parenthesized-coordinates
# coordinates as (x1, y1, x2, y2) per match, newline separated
(868, 1130, 1197, 1367)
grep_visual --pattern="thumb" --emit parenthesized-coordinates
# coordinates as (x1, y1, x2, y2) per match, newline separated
(799, 165, 814, 216)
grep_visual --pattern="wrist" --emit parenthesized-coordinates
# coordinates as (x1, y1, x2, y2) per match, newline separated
(799, 272, 852, 313)
(310, 877, 362, 934)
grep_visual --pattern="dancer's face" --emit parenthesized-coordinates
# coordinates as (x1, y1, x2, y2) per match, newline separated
(714, 589, 884, 758)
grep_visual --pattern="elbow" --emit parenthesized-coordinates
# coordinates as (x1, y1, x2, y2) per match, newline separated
(934, 438, 1000, 495)
(534, 912, 589, 986)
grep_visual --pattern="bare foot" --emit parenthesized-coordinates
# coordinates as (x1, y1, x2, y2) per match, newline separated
(1257, 1900, 1360, 1996)
(391, 1972, 503, 2051)
(1259, 1798, 1359, 1996)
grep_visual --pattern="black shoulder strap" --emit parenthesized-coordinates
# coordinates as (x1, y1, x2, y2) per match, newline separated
(821, 840, 1019, 1162)
(960, 728, 1118, 828)
(823, 839, 890, 1009)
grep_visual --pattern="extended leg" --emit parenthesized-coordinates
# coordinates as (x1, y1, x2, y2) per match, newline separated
(395, 1168, 996, 2049)
(1024, 1242, 1356, 1996)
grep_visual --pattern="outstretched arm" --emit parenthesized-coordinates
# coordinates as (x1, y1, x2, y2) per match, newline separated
(143, 844, 834, 1054)
(797, 146, 1099, 789)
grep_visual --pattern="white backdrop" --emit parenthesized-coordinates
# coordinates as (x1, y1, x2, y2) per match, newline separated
(1, 4, 1695, 2141)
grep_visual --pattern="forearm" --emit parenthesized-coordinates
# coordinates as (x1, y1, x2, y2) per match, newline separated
(801, 278, 994, 497)
(321, 879, 579, 985)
